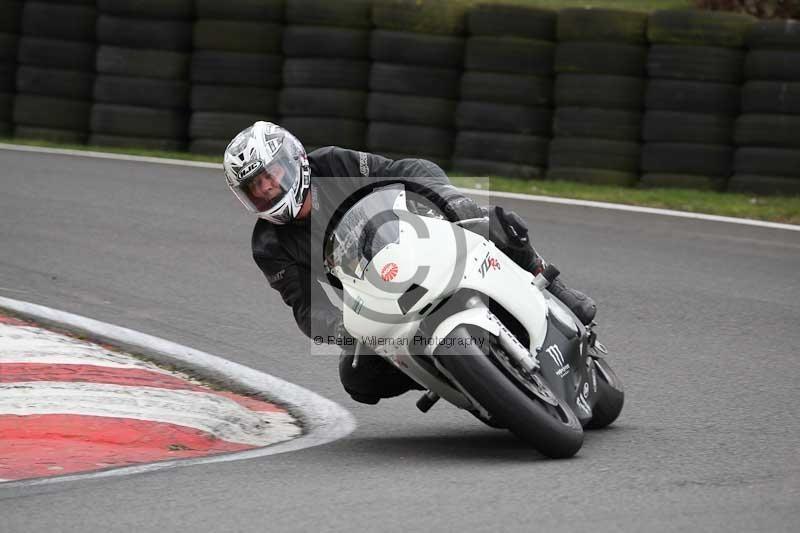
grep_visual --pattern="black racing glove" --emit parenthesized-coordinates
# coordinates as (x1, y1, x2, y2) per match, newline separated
(495, 206, 530, 247)
(488, 206, 544, 275)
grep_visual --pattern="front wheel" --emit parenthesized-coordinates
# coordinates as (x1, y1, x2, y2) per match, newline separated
(586, 355, 624, 430)
(436, 326, 583, 459)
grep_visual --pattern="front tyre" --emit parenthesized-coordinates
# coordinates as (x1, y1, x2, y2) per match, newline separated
(436, 326, 583, 459)
(586, 355, 624, 430)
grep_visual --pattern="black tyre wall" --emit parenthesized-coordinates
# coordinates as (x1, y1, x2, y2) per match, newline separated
(91, 2, 191, 146)
(370, 30, 464, 68)
(193, 20, 283, 54)
(640, 10, 747, 190)
(735, 28, 800, 194)
(554, 108, 642, 142)
(190, 52, 282, 87)
(367, 122, 453, 160)
(17, 66, 93, 100)
(366, 93, 454, 128)
(194, 0, 284, 21)
(191, 0, 285, 150)
(0, 32, 17, 62)
(14, 0, 96, 141)
(469, 4, 555, 41)
(0, 1, 22, 34)
(91, 104, 187, 139)
(21, 2, 95, 42)
(558, 8, 647, 44)
(460, 72, 552, 107)
(285, 26, 370, 59)
(95, 0, 193, 19)
(456, 101, 551, 136)
(464, 36, 554, 76)
(455, 8, 554, 178)
(647, 9, 754, 48)
(278, 10, 368, 152)
(286, 0, 371, 29)
(191, 86, 279, 114)
(18, 37, 94, 71)
(282, 88, 367, 120)
(94, 75, 189, 110)
(98, 15, 192, 52)
(455, 131, 548, 167)
(13, 95, 90, 130)
(284, 117, 366, 150)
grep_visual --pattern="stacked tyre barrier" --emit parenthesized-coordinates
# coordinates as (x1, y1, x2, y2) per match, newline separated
(279, 0, 371, 153)
(190, 0, 284, 156)
(13, 0, 95, 144)
(453, 4, 555, 179)
(730, 20, 800, 195)
(367, 0, 471, 169)
(0, 0, 21, 137)
(547, 8, 647, 186)
(90, 0, 192, 151)
(640, 9, 754, 190)
(4, 2, 799, 197)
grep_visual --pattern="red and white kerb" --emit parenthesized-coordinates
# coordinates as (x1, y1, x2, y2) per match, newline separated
(0, 313, 301, 482)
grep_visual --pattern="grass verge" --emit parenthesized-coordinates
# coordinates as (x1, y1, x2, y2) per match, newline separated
(3, 137, 798, 225)
(450, 175, 800, 225)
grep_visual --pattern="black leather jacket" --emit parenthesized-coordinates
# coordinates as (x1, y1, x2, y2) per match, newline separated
(251, 146, 484, 341)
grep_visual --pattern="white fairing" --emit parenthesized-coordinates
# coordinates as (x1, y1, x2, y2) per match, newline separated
(332, 190, 549, 354)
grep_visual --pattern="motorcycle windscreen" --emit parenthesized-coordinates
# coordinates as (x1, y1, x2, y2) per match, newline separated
(325, 185, 402, 280)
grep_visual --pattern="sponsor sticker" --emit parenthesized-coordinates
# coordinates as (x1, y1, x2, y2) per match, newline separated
(381, 262, 399, 282)
(576, 391, 591, 415)
(545, 344, 570, 378)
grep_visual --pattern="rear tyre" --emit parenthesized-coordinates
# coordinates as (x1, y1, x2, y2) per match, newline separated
(585, 356, 624, 430)
(436, 326, 583, 458)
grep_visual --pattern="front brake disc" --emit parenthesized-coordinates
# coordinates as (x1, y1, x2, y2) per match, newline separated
(489, 344, 559, 406)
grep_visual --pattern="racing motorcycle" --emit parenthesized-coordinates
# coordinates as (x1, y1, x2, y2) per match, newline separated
(323, 184, 624, 458)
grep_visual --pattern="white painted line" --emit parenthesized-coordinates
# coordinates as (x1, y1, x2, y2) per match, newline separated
(1, 382, 300, 446)
(462, 188, 800, 232)
(1, 142, 797, 231)
(0, 296, 356, 489)
(0, 142, 220, 169)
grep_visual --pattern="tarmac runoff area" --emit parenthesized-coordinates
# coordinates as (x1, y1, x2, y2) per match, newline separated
(0, 298, 355, 486)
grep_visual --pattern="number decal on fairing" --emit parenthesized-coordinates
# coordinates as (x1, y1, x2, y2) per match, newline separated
(478, 252, 501, 278)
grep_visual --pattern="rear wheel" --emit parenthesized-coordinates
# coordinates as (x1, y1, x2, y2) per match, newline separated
(436, 326, 583, 458)
(586, 355, 625, 430)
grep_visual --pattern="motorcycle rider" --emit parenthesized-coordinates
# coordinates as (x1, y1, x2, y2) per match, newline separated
(223, 121, 596, 405)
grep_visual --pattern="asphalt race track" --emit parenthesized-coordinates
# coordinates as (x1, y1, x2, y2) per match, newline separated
(1, 147, 798, 532)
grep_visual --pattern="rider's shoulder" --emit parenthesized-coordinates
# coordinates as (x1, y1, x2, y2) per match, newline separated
(308, 146, 358, 160)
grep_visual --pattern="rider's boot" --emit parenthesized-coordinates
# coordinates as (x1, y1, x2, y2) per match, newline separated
(528, 250, 596, 325)
(547, 277, 597, 325)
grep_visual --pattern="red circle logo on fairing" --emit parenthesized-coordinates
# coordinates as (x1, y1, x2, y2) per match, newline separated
(381, 263, 399, 281)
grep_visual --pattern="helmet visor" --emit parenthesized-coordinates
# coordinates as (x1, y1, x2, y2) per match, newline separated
(232, 152, 301, 214)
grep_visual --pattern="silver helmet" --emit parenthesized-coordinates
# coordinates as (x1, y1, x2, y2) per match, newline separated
(223, 121, 311, 225)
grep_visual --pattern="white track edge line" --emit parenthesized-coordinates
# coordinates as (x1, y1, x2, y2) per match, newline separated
(462, 188, 800, 232)
(0, 295, 356, 489)
(2, 142, 797, 232)
(0, 142, 221, 169)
